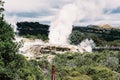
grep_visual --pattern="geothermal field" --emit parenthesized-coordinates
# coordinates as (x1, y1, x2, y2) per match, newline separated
(2, 0, 120, 79)
(7, 0, 120, 58)
(14, 4, 97, 59)
(17, 37, 95, 59)
(14, 3, 119, 59)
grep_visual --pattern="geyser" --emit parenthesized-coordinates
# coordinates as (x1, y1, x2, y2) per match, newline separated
(49, 0, 120, 45)
(49, 4, 79, 45)
(12, 0, 120, 60)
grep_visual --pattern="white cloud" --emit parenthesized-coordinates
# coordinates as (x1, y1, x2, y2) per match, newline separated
(4, 0, 50, 13)
(76, 13, 120, 26)
(3, 0, 120, 26)
(5, 15, 54, 25)
(4, 0, 71, 13)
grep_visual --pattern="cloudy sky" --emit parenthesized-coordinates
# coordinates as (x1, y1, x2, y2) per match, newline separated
(4, 0, 120, 26)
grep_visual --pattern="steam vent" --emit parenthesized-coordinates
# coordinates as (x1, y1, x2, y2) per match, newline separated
(18, 37, 95, 60)
(20, 44, 81, 58)
(26, 45, 71, 55)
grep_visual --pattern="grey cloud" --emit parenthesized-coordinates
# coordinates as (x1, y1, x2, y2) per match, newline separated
(6, 9, 55, 18)
(111, 7, 120, 13)
(4, 0, 120, 26)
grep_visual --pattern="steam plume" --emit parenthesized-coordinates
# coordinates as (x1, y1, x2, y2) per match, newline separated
(49, 0, 120, 45)
(48, 4, 79, 45)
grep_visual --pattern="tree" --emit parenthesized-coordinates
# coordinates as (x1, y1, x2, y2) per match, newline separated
(69, 30, 84, 45)
(0, 0, 4, 17)
(0, 0, 17, 65)
(0, 1, 44, 79)
(90, 34, 107, 46)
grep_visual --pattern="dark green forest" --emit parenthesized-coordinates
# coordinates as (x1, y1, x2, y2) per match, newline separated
(16, 22, 120, 46)
(16, 22, 49, 41)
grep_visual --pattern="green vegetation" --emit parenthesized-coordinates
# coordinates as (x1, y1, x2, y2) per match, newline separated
(51, 51, 120, 80)
(1, 0, 120, 80)
(69, 30, 85, 45)
(16, 22, 120, 46)
(16, 22, 49, 41)
(107, 40, 120, 46)
(90, 34, 107, 46)
(0, 1, 43, 79)
(23, 33, 48, 41)
(1, 20, 120, 80)
(30, 51, 120, 80)
(73, 25, 120, 46)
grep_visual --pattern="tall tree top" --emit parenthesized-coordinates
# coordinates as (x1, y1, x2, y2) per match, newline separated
(0, 0, 4, 19)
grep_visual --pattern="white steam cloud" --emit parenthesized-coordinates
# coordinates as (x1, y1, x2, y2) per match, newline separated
(4, 0, 120, 26)
(48, 0, 120, 45)
(49, 4, 79, 45)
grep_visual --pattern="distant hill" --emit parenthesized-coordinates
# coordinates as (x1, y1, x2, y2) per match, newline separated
(99, 24, 120, 29)
(16, 22, 120, 46)
(16, 21, 49, 36)
(100, 24, 112, 29)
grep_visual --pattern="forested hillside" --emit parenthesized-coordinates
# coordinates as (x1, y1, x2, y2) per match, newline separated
(16, 22, 120, 46)
(17, 22, 49, 36)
